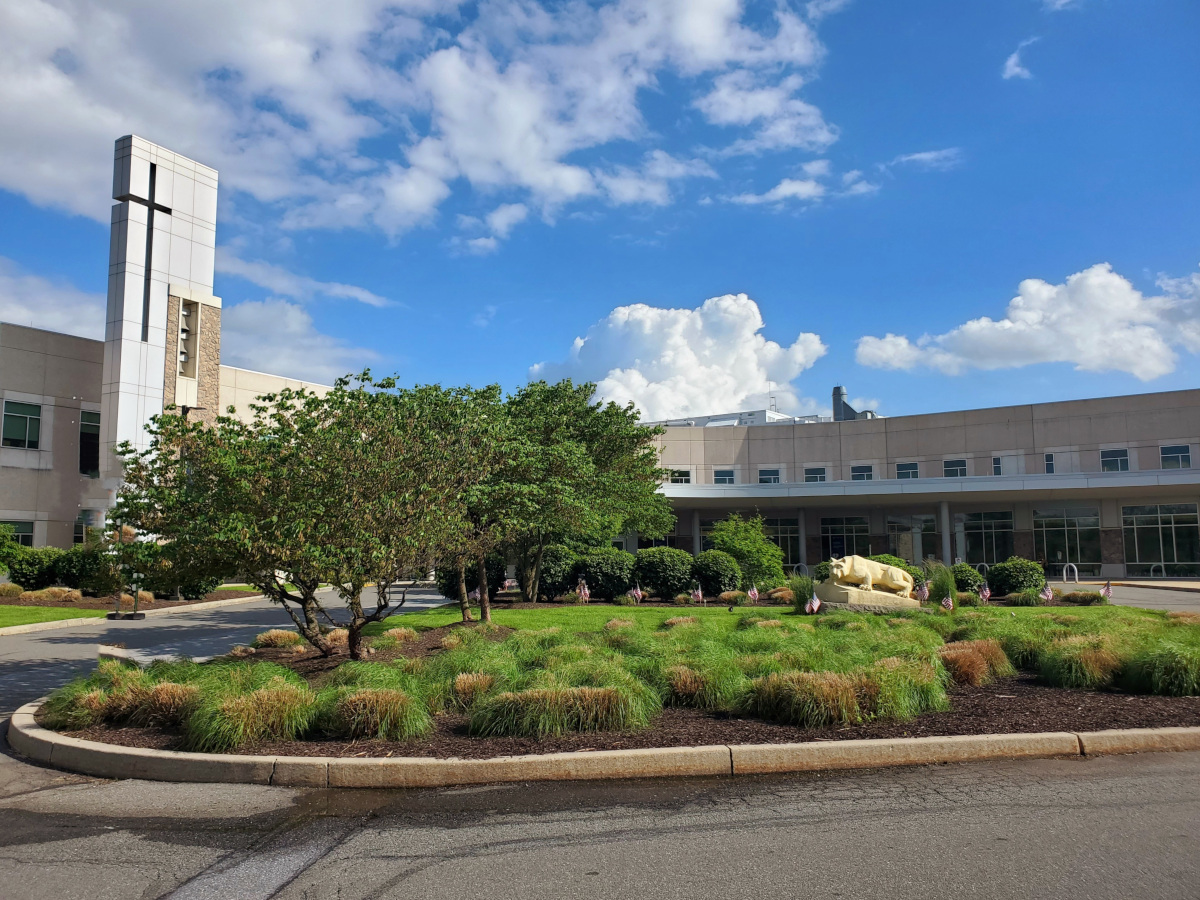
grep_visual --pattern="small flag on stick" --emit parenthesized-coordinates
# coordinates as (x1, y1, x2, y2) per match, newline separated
(692, 586, 704, 606)
(916, 581, 929, 602)
(941, 595, 954, 611)
(804, 595, 822, 615)
(1100, 581, 1113, 600)
(748, 584, 759, 604)
(1040, 583, 1054, 602)
(979, 583, 991, 604)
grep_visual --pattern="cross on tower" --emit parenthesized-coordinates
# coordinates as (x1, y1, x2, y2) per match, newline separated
(118, 162, 173, 342)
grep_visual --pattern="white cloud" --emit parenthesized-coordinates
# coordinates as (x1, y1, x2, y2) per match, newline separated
(221, 299, 379, 385)
(855, 263, 1200, 381)
(596, 150, 717, 206)
(485, 203, 529, 239)
(472, 304, 497, 328)
(696, 71, 837, 156)
(885, 148, 964, 171)
(805, 0, 853, 22)
(1003, 38, 1039, 80)
(1043, 0, 1081, 10)
(729, 177, 825, 205)
(0, 0, 841, 239)
(0, 256, 104, 339)
(216, 250, 389, 307)
(531, 292, 827, 420)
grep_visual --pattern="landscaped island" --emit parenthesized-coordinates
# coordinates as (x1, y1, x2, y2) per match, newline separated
(38, 603, 1200, 759)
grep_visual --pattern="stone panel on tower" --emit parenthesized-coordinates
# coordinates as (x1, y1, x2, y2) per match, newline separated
(100, 136, 221, 491)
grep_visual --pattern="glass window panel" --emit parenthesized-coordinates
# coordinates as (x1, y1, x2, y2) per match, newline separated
(850, 465, 872, 481)
(896, 462, 918, 479)
(1135, 527, 1162, 564)
(4, 401, 40, 416)
(1161, 504, 1198, 515)
(2, 414, 26, 446)
(669, 470, 690, 484)
(758, 469, 780, 484)
(713, 470, 735, 485)
(943, 459, 967, 477)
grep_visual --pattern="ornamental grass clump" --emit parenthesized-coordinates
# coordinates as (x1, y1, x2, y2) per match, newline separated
(254, 629, 303, 648)
(938, 647, 989, 685)
(324, 688, 432, 740)
(1037, 635, 1124, 690)
(662, 654, 745, 709)
(868, 657, 948, 720)
(1124, 643, 1200, 696)
(469, 686, 650, 737)
(453, 672, 496, 708)
(129, 682, 200, 727)
(180, 663, 316, 752)
(743, 671, 865, 727)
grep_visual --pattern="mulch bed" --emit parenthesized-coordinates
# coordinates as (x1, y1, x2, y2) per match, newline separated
(1, 589, 261, 611)
(57, 674, 1200, 760)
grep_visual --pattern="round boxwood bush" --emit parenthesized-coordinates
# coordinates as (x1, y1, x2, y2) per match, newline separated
(868, 554, 925, 584)
(180, 575, 222, 601)
(691, 550, 741, 596)
(951, 563, 986, 594)
(5, 546, 63, 591)
(573, 547, 635, 599)
(536, 544, 578, 599)
(435, 552, 507, 600)
(52, 544, 103, 590)
(633, 546, 695, 599)
(989, 557, 1046, 597)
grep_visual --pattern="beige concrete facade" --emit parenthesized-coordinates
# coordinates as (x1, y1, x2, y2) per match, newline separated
(0, 323, 329, 549)
(654, 389, 1200, 579)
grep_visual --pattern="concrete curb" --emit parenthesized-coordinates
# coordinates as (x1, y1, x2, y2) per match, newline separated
(9, 701, 1200, 788)
(0, 594, 267, 637)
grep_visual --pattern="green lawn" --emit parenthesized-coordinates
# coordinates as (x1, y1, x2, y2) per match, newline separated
(0, 605, 108, 628)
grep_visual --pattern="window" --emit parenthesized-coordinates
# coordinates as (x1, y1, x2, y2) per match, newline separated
(943, 459, 967, 478)
(896, 462, 919, 479)
(74, 510, 99, 545)
(821, 517, 871, 558)
(637, 535, 678, 549)
(1044, 453, 1055, 474)
(713, 469, 735, 485)
(669, 470, 691, 484)
(758, 468, 780, 484)
(1122, 504, 1200, 577)
(79, 411, 100, 478)
(887, 514, 939, 563)
(957, 511, 1015, 565)
(1100, 449, 1129, 472)
(1, 521, 34, 547)
(1161, 445, 1191, 469)
(992, 457, 1003, 476)
(850, 465, 873, 481)
(1034, 507, 1102, 577)
(2, 401, 41, 449)
(804, 467, 826, 483)
(763, 518, 801, 566)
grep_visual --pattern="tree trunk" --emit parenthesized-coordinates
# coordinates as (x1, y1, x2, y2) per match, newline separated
(529, 538, 546, 603)
(476, 554, 491, 623)
(456, 564, 474, 622)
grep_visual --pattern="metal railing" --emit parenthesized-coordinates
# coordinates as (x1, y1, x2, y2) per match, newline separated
(974, 563, 990, 576)
(790, 563, 810, 577)
(1150, 563, 1166, 578)
(1062, 563, 1079, 584)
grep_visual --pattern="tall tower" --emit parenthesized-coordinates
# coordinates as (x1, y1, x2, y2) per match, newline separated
(100, 136, 222, 488)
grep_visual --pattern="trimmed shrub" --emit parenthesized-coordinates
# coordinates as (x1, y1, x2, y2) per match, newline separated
(573, 547, 635, 599)
(633, 546, 695, 599)
(743, 671, 864, 727)
(52, 545, 102, 590)
(180, 576, 222, 601)
(469, 686, 652, 737)
(765, 588, 794, 605)
(707, 514, 786, 590)
(434, 552, 508, 600)
(6, 547, 64, 592)
(989, 557, 1046, 597)
(720, 590, 749, 605)
(868, 554, 925, 584)
(1060, 591, 1105, 605)
(691, 550, 741, 597)
(537, 545, 578, 600)
(813, 560, 832, 583)
(951, 563, 986, 594)
(0, 582, 22, 598)
(672, 593, 691, 605)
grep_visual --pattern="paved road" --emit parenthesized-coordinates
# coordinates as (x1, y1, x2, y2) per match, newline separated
(0, 587, 449, 716)
(0, 743, 1197, 900)
(1107, 584, 1200, 614)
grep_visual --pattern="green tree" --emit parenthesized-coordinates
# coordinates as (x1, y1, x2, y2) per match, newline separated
(499, 380, 674, 602)
(707, 514, 786, 590)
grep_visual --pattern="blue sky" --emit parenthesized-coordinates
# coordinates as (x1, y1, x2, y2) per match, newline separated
(0, 0, 1197, 419)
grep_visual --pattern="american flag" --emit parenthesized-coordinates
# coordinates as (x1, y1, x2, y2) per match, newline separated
(979, 583, 991, 603)
(468, 587, 480, 601)
(748, 584, 759, 604)
(630, 585, 644, 604)
(805, 595, 821, 614)
(692, 586, 704, 605)
(916, 581, 929, 602)
(941, 595, 954, 611)
(1100, 581, 1113, 600)
(1040, 583, 1054, 602)
(579, 581, 590, 602)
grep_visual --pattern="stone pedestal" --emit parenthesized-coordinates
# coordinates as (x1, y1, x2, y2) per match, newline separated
(815, 581, 920, 609)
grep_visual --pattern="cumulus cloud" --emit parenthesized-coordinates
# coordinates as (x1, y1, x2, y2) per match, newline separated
(531, 292, 827, 420)
(0, 256, 104, 339)
(805, 0, 854, 22)
(855, 263, 1200, 381)
(727, 157, 876, 206)
(0, 0, 838, 238)
(221, 299, 379, 385)
(1003, 38, 1039, 80)
(729, 178, 825, 205)
(216, 250, 389, 307)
